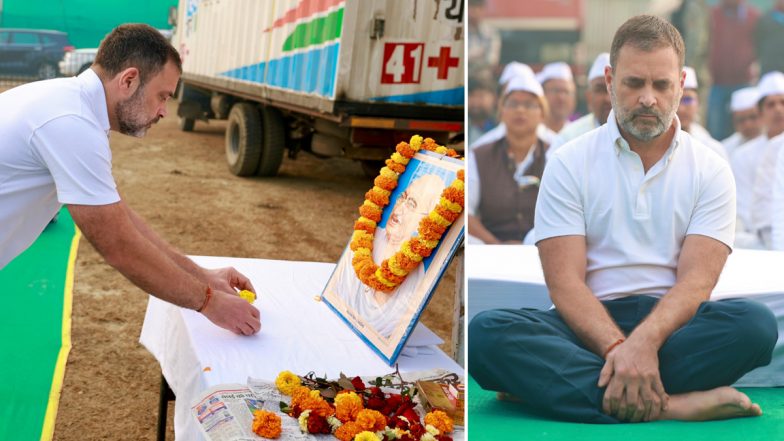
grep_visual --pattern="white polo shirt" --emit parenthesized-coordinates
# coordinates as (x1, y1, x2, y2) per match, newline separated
(0, 69, 120, 269)
(535, 110, 735, 300)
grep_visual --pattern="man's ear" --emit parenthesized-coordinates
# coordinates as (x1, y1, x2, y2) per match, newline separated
(116, 67, 141, 99)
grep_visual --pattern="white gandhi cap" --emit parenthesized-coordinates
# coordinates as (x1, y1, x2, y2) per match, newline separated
(505, 70, 544, 98)
(683, 66, 698, 90)
(757, 71, 784, 101)
(588, 53, 610, 82)
(499, 62, 534, 86)
(730, 87, 761, 112)
(535, 62, 574, 85)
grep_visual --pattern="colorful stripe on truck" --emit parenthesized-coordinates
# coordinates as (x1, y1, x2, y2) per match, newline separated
(220, 0, 343, 98)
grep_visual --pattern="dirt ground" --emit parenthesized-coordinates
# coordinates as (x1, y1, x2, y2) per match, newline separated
(50, 102, 460, 440)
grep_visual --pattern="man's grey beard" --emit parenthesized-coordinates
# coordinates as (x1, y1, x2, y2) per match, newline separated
(116, 84, 158, 138)
(610, 84, 678, 142)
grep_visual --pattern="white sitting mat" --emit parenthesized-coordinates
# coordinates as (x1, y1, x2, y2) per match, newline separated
(140, 256, 462, 441)
(467, 245, 784, 387)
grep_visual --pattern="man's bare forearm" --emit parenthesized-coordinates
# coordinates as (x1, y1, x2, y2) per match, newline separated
(539, 235, 625, 357)
(630, 235, 729, 348)
(69, 202, 207, 309)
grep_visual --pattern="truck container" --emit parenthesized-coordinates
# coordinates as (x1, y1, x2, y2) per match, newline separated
(172, 0, 465, 176)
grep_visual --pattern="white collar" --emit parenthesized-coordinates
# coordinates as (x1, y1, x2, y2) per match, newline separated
(77, 68, 111, 135)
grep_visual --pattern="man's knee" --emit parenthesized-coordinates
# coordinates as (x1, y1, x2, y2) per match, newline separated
(718, 299, 778, 357)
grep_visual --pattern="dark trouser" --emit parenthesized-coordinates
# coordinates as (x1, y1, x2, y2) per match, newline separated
(468, 296, 778, 423)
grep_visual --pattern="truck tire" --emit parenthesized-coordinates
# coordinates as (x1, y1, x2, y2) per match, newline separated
(179, 117, 195, 132)
(226, 103, 262, 176)
(255, 106, 285, 177)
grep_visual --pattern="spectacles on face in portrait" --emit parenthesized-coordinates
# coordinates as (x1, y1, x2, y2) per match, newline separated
(503, 99, 541, 111)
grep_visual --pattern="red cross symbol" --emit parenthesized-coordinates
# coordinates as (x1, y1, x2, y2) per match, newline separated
(427, 46, 460, 80)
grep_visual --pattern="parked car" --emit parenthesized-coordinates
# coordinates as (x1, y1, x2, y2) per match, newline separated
(59, 48, 98, 76)
(0, 28, 72, 79)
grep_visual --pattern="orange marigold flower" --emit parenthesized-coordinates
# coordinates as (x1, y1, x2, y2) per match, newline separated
(442, 187, 464, 205)
(374, 175, 398, 191)
(359, 204, 383, 223)
(300, 395, 335, 417)
(419, 218, 447, 236)
(353, 220, 376, 235)
(290, 385, 313, 407)
(334, 421, 363, 441)
(396, 142, 417, 158)
(252, 409, 282, 439)
(385, 159, 406, 174)
(424, 410, 454, 434)
(365, 188, 390, 206)
(446, 148, 459, 157)
(423, 137, 438, 150)
(410, 237, 434, 257)
(355, 408, 387, 432)
(457, 169, 464, 181)
(351, 236, 374, 251)
(379, 261, 407, 284)
(335, 391, 364, 422)
(435, 205, 461, 223)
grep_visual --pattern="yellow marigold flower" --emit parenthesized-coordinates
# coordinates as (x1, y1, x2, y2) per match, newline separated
(410, 135, 423, 150)
(374, 268, 398, 288)
(439, 196, 463, 213)
(391, 152, 410, 165)
(310, 389, 322, 399)
(451, 179, 464, 192)
(422, 239, 440, 249)
(298, 409, 312, 432)
(354, 247, 372, 256)
(387, 255, 408, 276)
(428, 211, 451, 228)
(424, 410, 454, 434)
(357, 216, 377, 228)
(435, 146, 448, 154)
(238, 289, 256, 303)
(275, 371, 301, 396)
(371, 186, 391, 198)
(355, 409, 387, 432)
(252, 409, 282, 439)
(354, 431, 382, 441)
(380, 167, 398, 179)
(362, 199, 381, 211)
(401, 241, 424, 262)
(335, 391, 364, 422)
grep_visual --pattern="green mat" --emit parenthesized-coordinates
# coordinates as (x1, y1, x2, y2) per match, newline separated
(468, 375, 784, 440)
(0, 208, 80, 441)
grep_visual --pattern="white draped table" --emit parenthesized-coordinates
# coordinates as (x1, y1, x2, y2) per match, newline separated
(140, 256, 462, 440)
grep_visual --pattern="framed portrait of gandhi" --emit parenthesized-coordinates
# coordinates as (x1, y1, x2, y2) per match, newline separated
(321, 150, 465, 365)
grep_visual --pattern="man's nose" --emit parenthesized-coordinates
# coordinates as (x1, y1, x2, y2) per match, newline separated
(158, 105, 168, 119)
(639, 88, 656, 108)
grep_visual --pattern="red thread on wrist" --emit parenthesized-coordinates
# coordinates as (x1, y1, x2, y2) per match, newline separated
(604, 337, 625, 359)
(197, 286, 212, 312)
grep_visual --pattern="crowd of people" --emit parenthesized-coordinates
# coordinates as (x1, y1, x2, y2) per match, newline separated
(467, 0, 784, 252)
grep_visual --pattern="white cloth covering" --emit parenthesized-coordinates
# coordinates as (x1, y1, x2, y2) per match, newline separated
(140, 256, 461, 441)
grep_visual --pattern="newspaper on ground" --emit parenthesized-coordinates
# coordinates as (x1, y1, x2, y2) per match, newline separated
(192, 369, 465, 441)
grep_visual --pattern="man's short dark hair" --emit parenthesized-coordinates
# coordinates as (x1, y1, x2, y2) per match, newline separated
(610, 15, 685, 71)
(94, 23, 182, 85)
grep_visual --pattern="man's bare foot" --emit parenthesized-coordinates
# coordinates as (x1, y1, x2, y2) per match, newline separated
(662, 387, 762, 421)
(496, 391, 522, 402)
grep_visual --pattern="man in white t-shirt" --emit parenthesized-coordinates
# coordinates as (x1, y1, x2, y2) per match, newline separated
(721, 87, 762, 158)
(470, 15, 776, 424)
(0, 24, 260, 336)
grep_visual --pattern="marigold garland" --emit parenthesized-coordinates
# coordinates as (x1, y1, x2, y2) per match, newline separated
(252, 409, 282, 439)
(351, 135, 465, 293)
